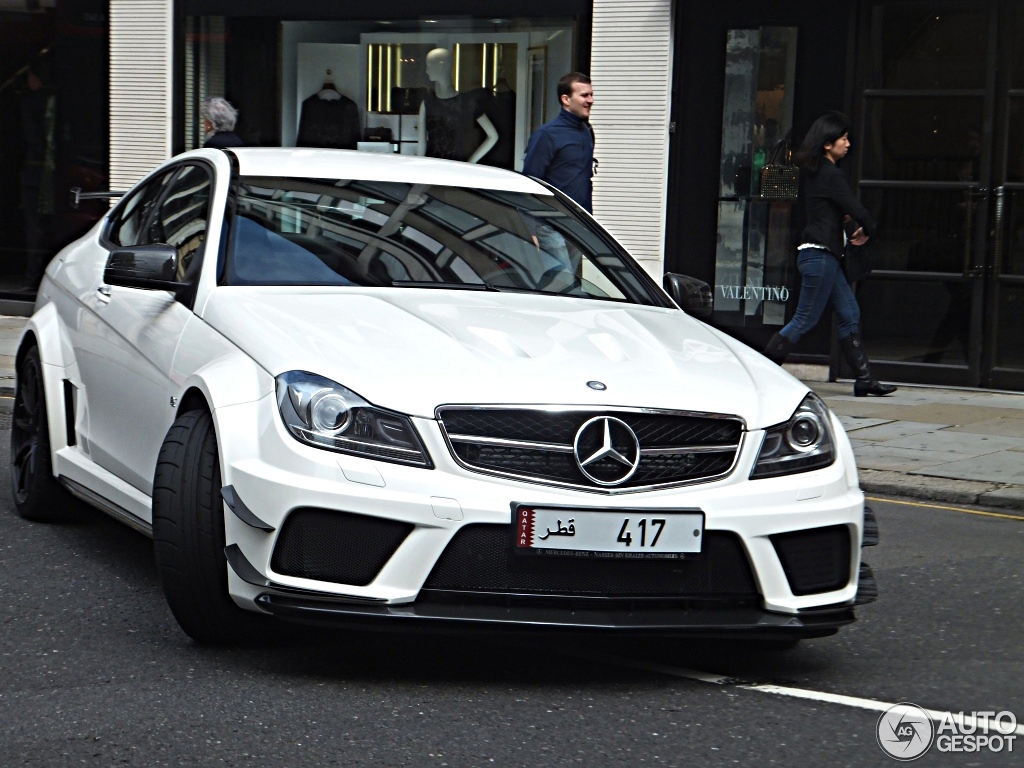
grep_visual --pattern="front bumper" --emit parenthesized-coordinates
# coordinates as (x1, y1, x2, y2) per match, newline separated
(213, 394, 873, 633)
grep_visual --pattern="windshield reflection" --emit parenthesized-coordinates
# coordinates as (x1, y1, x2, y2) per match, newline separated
(224, 177, 659, 305)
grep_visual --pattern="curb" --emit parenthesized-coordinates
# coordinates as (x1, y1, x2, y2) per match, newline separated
(860, 469, 1024, 512)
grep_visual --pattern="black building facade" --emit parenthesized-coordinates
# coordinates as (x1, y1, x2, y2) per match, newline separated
(2, 1, 1022, 391)
(666, 0, 1024, 391)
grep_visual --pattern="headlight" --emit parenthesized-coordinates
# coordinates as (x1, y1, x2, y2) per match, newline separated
(750, 393, 835, 479)
(276, 371, 432, 468)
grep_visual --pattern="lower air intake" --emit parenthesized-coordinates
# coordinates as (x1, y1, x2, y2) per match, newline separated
(423, 525, 759, 598)
(271, 508, 412, 586)
(771, 525, 851, 596)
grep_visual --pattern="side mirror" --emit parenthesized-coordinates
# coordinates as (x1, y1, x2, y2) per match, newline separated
(104, 245, 186, 293)
(663, 272, 713, 319)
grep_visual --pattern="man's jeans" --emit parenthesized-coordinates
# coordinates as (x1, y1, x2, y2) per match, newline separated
(535, 225, 580, 273)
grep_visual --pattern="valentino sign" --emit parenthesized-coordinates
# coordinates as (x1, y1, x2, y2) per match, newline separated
(717, 283, 790, 301)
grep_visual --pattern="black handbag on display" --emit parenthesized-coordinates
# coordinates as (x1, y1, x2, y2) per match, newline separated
(759, 140, 799, 200)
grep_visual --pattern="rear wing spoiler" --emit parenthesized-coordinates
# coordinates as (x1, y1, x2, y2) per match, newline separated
(69, 187, 126, 209)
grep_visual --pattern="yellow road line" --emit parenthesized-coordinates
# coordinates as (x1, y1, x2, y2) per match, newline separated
(865, 496, 1024, 521)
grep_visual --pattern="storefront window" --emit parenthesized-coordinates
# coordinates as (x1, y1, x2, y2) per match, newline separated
(365, 43, 435, 113)
(182, 14, 579, 174)
(0, 0, 108, 297)
(712, 27, 798, 327)
(183, 16, 228, 152)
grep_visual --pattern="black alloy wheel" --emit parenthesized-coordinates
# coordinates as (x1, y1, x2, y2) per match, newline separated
(11, 345, 73, 521)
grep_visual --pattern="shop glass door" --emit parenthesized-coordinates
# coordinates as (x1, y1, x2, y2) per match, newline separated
(854, 0, 1024, 389)
(986, 1, 1024, 388)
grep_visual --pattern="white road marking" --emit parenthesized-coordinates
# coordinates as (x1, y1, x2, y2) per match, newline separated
(627, 659, 1024, 735)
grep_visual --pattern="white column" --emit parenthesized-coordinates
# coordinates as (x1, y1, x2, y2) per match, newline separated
(589, 0, 674, 280)
(109, 0, 173, 192)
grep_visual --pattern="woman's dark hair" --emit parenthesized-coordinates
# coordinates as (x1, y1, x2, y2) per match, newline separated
(794, 111, 851, 171)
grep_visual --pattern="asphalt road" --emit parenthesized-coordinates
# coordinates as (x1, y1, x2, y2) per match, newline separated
(2, 427, 1023, 766)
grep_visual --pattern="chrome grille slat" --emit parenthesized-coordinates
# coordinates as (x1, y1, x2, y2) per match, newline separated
(447, 434, 575, 453)
(640, 444, 739, 456)
(436, 406, 745, 493)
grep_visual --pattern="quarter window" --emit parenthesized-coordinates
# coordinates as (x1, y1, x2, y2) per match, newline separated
(154, 165, 213, 278)
(107, 171, 174, 247)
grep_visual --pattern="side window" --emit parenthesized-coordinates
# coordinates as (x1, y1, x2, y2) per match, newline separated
(153, 165, 213, 279)
(106, 171, 174, 247)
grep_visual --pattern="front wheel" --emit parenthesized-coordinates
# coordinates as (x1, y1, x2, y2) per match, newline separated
(152, 409, 276, 644)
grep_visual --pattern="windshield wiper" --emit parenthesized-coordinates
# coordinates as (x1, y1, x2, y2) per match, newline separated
(390, 280, 499, 291)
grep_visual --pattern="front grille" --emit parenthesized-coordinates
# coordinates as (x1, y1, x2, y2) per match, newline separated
(422, 525, 759, 598)
(271, 508, 413, 586)
(770, 525, 851, 596)
(437, 407, 743, 491)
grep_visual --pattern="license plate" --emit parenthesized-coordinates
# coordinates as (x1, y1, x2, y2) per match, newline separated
(514, 505, 704, 558)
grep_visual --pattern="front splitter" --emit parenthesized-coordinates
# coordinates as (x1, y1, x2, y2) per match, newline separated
(255, 592, 855, 638)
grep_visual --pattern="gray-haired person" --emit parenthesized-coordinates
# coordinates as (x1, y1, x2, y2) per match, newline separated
(202, 97, 243, 148)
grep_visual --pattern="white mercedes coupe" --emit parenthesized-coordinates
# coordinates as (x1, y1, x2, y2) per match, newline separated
(12, 148, 877, 644)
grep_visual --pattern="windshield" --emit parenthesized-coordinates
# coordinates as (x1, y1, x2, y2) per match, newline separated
(223, 176, 665, 305)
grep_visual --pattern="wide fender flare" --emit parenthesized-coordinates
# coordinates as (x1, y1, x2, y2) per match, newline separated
(19, 302, 71, 373)
(173, 352, 275, 467)
(18, 303, 78, 457)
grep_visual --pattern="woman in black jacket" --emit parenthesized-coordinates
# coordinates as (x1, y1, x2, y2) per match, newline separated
(763, 111, 896, 397)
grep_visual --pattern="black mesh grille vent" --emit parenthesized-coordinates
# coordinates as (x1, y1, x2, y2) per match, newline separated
(770, 525, 851, 596)
(271, 508, 413, 586)
(423, 525, 758, 598)
(438, 408, 743, 491)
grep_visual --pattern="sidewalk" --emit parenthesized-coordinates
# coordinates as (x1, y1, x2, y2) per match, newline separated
(802, 378, 1024, 511)
(0, 315, 1021, 511)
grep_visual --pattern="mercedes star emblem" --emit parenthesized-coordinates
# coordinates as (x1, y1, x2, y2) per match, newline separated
(573, 416, 641, 486)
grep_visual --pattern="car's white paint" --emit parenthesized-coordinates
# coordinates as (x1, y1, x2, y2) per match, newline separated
(21, 148, 866, 624)
(230, 147, 549, 193)
(200, 287, 801, 426)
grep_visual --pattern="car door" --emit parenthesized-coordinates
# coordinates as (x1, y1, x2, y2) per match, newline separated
(72, 163, 215, 495)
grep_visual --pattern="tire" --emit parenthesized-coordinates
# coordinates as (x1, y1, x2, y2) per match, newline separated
(11, 345, 75, 521)
(152, 409, 275, 644)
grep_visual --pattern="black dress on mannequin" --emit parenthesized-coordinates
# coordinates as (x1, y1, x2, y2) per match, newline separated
(423, 89, 486, 161)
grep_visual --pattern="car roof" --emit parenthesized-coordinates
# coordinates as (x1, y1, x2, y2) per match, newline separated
(215, 147, 550, 195)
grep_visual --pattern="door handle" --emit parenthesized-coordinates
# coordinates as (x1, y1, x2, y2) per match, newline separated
(96, 285, 111, 302)
(962, 186, 988, 277)
(992, 185, 1006, 278)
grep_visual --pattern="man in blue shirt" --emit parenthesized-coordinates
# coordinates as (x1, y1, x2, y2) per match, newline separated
(522, 73, 595, 275)
(523, 72, 595, 212)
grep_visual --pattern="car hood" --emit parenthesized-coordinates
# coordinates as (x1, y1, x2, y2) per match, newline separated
(201, 288, 806, 427)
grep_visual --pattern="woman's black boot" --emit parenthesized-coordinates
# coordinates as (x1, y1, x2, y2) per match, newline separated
(839, 334, 897, 397)
(762, 333, 793, 364)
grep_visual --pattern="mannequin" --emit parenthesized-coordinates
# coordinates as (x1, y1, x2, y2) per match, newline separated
(417, 48, 498, 163)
